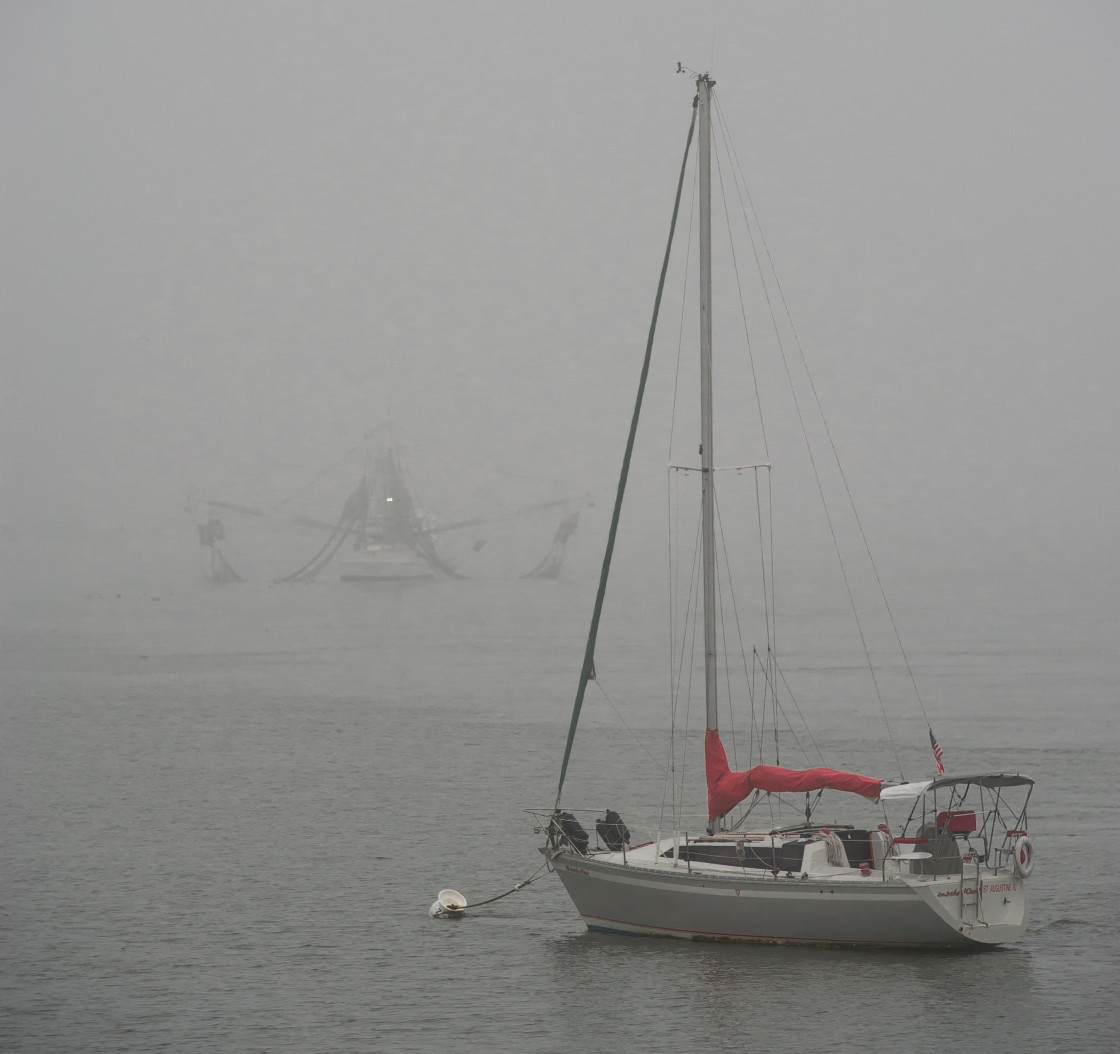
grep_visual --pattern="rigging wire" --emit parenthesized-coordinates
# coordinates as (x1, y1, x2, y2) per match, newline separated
(590, 678, 706, 837)
(664, 91, 808, 814)
(607, 79, 933, 839)
(712, 483, 745, 768)
(274, 435, 368, 510)
(662, 125, 700, 835)
(713, 91, 915, 779)
(672, 459, 831, 824)
(768, 654, 828, 766)
(661, 484, 703, 833)
(553, 98, 697, 811)
(755, 465, 780, 764)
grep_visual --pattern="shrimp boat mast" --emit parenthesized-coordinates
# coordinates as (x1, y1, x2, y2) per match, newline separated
(335, 446, 448, 583)
(535, 73, 1035, 948)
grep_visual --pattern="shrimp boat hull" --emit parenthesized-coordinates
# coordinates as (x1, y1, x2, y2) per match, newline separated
(337, 547, 436, 581)
(548, 843, 1027, 948)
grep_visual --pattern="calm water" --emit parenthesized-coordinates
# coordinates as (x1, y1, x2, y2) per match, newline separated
(3, 574, 1117, 1053)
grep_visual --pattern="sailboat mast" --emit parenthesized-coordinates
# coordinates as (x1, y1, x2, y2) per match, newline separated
(698, 74, 719, 742)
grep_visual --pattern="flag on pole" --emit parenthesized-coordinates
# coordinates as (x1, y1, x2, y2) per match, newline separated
(929, 727, 945, 775)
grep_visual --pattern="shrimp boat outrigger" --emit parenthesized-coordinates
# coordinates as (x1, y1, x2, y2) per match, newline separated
(193, 438, 584, 584)
(534, 73, 1035, 948)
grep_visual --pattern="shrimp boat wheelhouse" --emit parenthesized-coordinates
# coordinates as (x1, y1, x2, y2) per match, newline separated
(533, 74, 1035, 948)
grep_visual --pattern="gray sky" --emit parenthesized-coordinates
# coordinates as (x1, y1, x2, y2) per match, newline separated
(2, 1, 1117, 605)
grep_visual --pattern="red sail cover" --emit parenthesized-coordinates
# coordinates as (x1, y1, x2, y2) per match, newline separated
(705, 729, 882, 821)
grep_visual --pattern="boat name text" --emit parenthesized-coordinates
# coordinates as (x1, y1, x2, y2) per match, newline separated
(936, 882, 1017, 898)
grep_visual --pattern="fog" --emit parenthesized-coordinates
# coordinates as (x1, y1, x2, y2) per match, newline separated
(2, 1, 1117, 615)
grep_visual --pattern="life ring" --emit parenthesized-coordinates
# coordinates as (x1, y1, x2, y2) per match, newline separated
(1013, 835, 1035, 878)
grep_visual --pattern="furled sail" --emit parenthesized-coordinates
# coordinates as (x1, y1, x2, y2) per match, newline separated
(704, 729, 882, 822)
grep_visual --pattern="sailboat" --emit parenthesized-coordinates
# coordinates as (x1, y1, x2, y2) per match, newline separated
(535, 73, 1035, 948)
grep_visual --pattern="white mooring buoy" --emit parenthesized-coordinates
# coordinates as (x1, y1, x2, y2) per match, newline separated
(429, 888, 467, 919)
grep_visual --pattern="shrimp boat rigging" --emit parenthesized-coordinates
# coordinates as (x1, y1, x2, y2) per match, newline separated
(191, 444, 449, 583)
(191, 440, 584, 584)
(534, 73, 1034, 948)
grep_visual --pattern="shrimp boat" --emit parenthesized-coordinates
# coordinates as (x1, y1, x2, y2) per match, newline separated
(194, 437, 584, 584)
(533, 73, 1035, 948)
(333, 446, 449, 583)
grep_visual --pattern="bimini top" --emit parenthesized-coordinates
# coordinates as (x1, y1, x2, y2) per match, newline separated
(929, 772, 1034, 791)
(880, 773, 1034, 801)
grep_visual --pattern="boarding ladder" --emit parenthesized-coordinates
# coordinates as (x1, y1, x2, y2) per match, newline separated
(959, 854, 981, 927)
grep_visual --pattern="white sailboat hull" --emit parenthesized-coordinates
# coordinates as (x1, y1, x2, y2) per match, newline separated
(548, 844, 1027, 948)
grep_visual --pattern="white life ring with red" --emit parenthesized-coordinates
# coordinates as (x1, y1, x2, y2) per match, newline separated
(1013, 835, 1035, 878)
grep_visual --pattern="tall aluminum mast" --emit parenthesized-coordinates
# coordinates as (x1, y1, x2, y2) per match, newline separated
(697, 74, 720, 792)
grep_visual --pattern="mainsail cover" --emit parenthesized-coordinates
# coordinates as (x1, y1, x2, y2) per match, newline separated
(705, 730, 882, 821)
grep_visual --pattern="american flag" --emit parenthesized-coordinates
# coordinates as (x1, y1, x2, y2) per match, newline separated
(929, 727, 945, 775)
